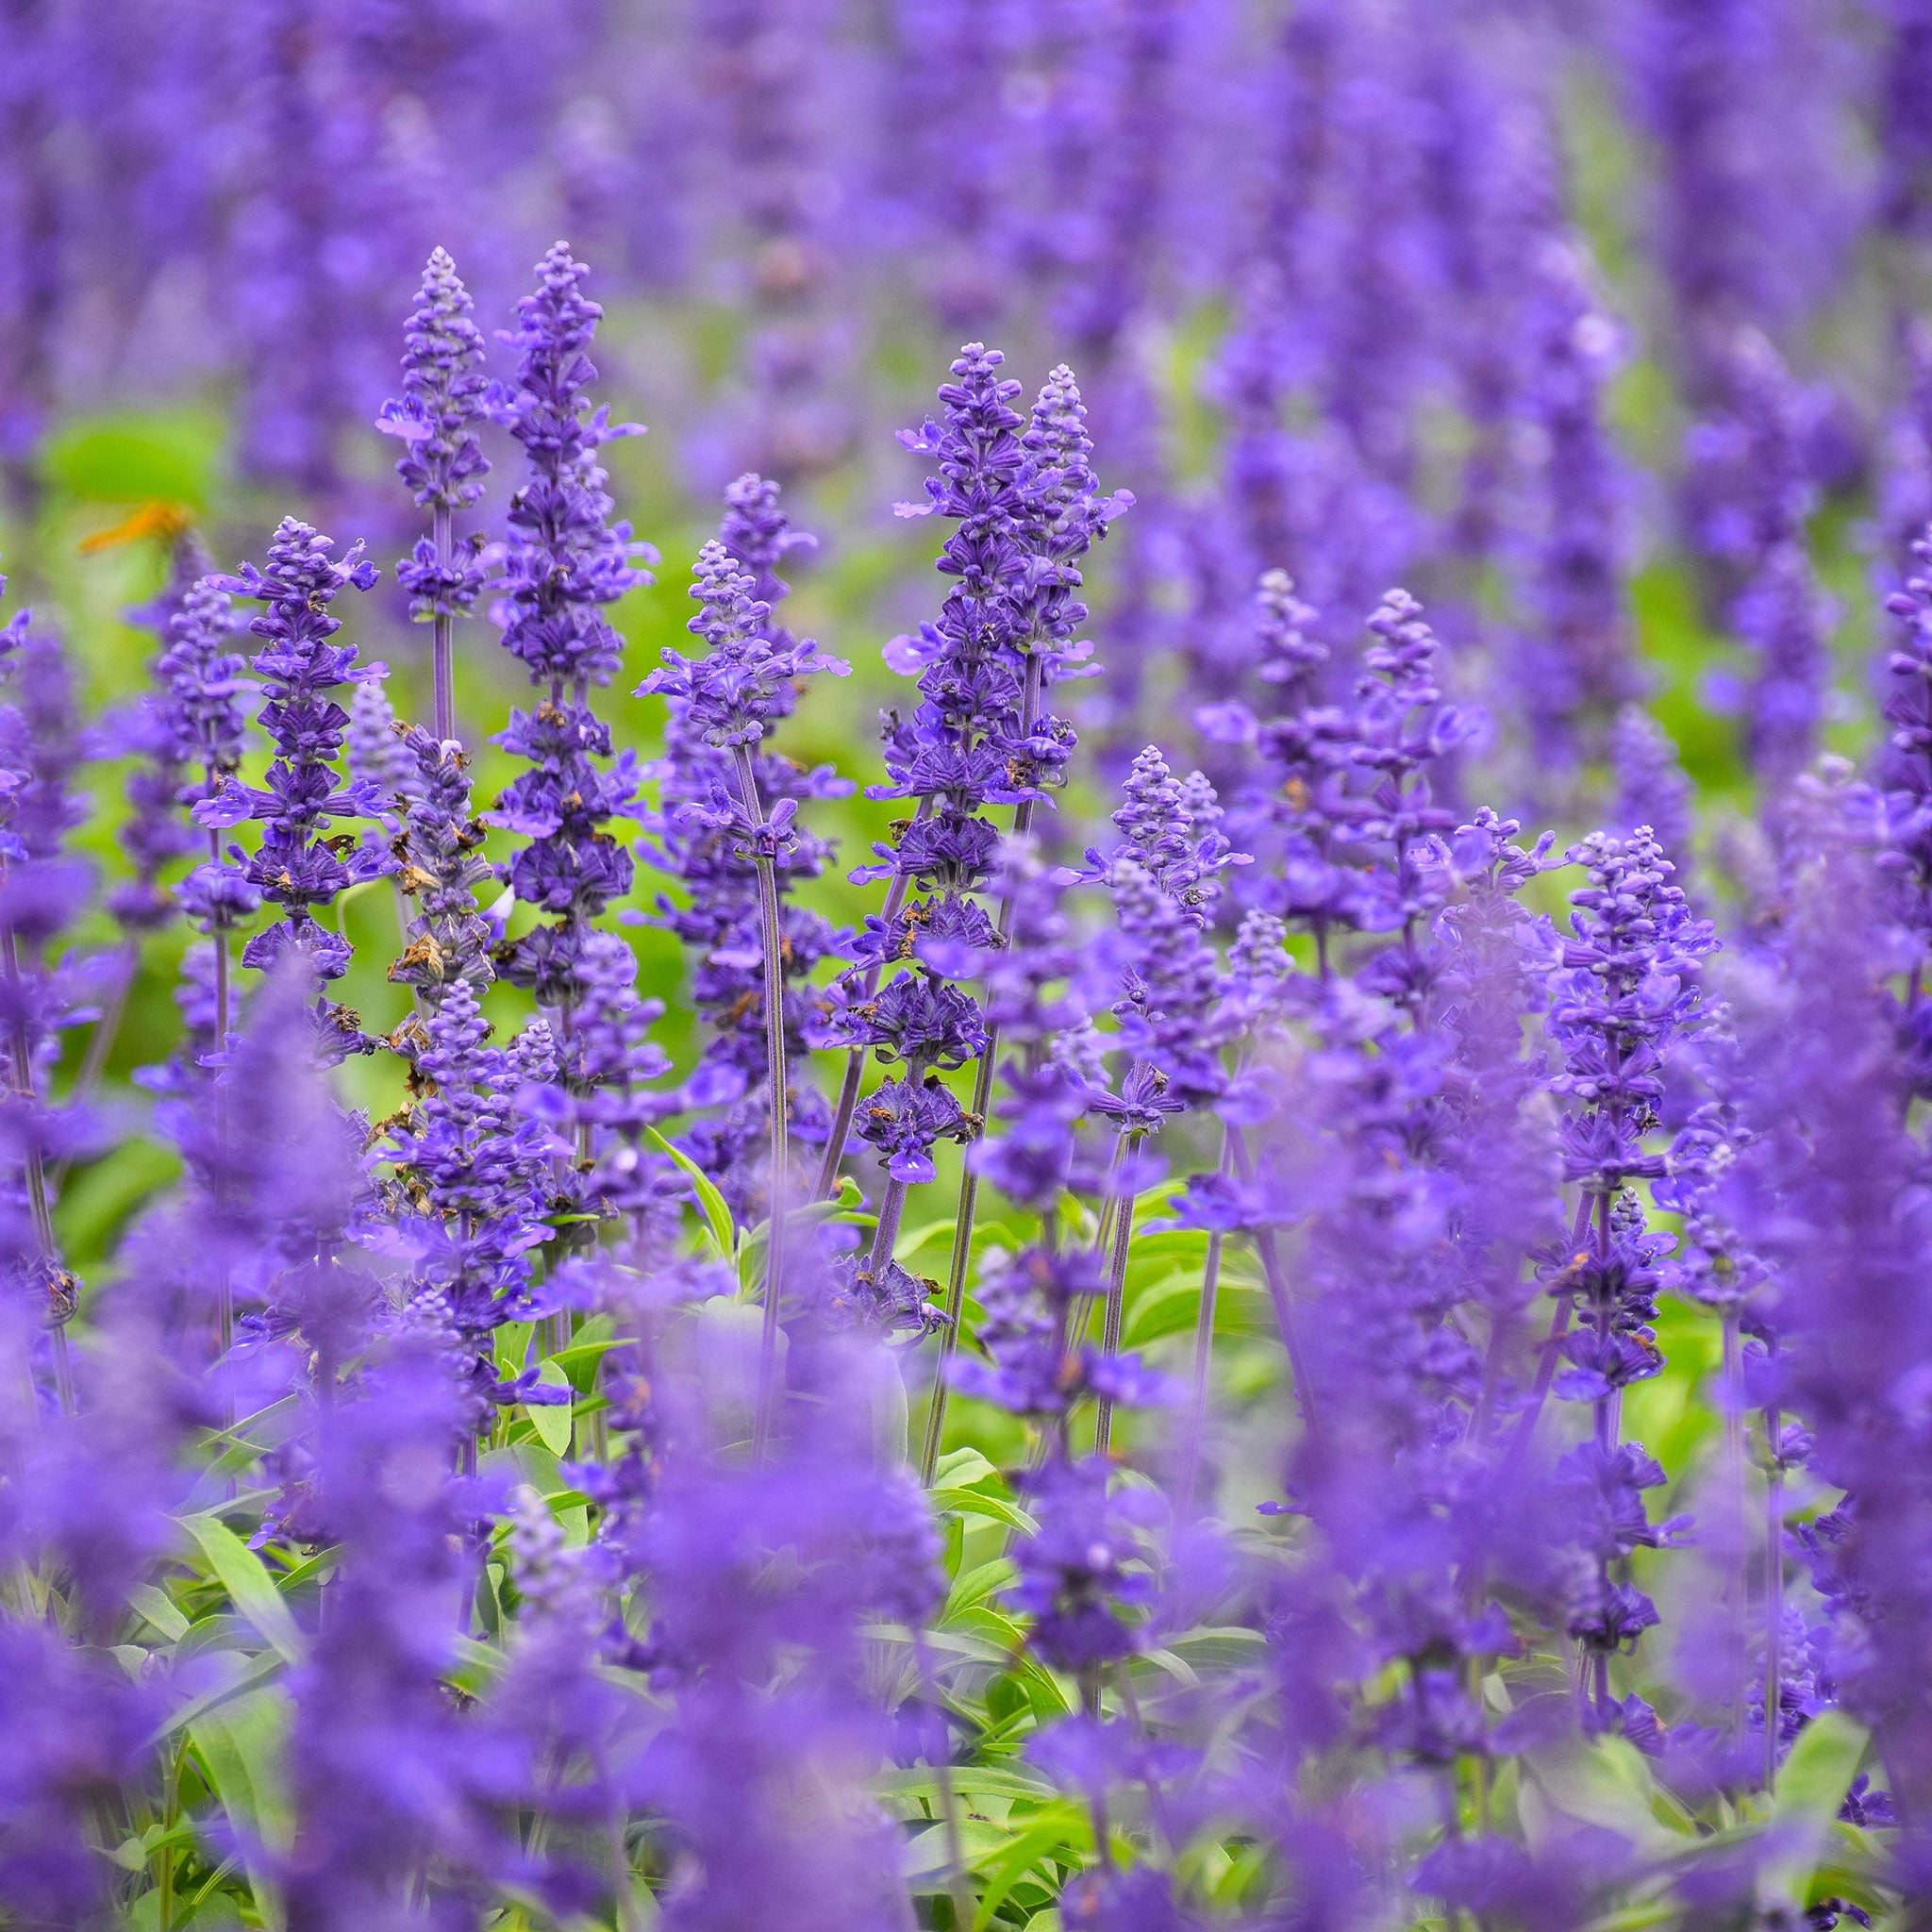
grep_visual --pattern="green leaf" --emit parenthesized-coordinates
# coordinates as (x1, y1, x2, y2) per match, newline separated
(894, 1217, 958, 1260)
(129, 1583, 189, 1641)
(881, 1764, 1058, 1809)
(904, 1818, 1015, 1890)
(930, 1486, 1037, 1535)
(1123, 1275, 1266, 1348)
(1759, 1711, 1870, 1909)
(178, 1513, 305, 1664)
(153, 1650, 285, 1743)
(190, 1686, 291, 1931)
(449, 1635, 508, 1695)
(1524, 1738, 1683, 1857)
(945, 1557, 1016, 1614)
(641, 1124, 736, 1258)
(971, 1804, 1091, 1929)
(933, 1446, 1005, 1491)
(492, 1320, 533, 1376)
(550, 1334, 620, 1391)
(525, 1360, 575, 1457)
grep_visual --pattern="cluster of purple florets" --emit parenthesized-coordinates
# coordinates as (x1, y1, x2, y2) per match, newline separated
(13, 0, 1932, 1921)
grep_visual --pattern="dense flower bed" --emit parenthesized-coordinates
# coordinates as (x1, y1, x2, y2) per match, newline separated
(6, 5, 1932, 1928)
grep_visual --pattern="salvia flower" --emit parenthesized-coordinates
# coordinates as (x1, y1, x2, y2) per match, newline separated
(488, 243, 653, 1008)
(376, 245, 491, 622)
(194, 519, 391, 1010)
(637, 479, 850, 1215)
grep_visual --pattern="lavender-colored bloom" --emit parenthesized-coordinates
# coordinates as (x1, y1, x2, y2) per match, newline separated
(1548, 830, 1713, 1204)
(0, 597, 101, 1349)
(1624, 0, 1856, 394)
(691, 0, 851, 481)
(633, 1340, 944, 1932)
(343, 675, 417, 809)
(158, 961, 377, 1393)
(1344, 591, 1480, 1013)
(1607, 705, 1696, 876)
(194, 519, 390, 1012)
(1080, 743, 1243, 916)
(151, 567, 262, 962)
(828, 346, 1036, 1219)
(549, 930, 676, 1224)
(491, 241, 651, 693)
(384, 977, 561, 1407)
(876, 0, 1023, 329)
(1102, 855, 1233, 1107)
(1733, 539, 1834, 789)
(488, 244, 653, 1008)
(377, 247, 491, 611)
(0, 1620, 155, 1924)
(949, 1241, 1164, 1430)
(389, 727, 496, 1009)
(1876, 320, 1932, 594)
(1011, 1455, 1159, 1674)
(279, 1321, 507, 1922)
(1683, 334, 1835, 789)
(108, 534, 213, 933)
(1713, 863, 1932, 1841)
(638, 480, 850, 1214)
(641, 537, 847, 749)
(970, 838, 1091, 1210)
(1879, 0, 1932, 240)
(1539, 828, 1713, 1739)
(379, 246, 492, 744)
(1211, 581, 1476, 992)
(1050, 0, 1183, 375)
(1513, 238, 1642, 778)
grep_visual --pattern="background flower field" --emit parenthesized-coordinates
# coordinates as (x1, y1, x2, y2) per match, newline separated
(3, 2, 1932, 1928)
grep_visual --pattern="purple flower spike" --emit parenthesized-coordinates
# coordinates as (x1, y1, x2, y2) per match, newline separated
(193, 519, 388, 1037)
(488, 245, 653, 1011)
(491, 241, 653, 694)
(379, 247, 492, 743)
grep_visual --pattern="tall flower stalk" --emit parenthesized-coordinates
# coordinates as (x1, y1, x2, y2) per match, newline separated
(195, 518, 391, 1049)
(487, 242, 653, 1017)
(638, 495, 848, 1449)
(837, 350, 1124, 1475)
(376, 246, 491, 746)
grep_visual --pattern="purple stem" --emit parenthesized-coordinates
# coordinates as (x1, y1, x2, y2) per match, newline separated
(1764, 1406, 1785, 1789)
(919, 647, 1047, 1478)
(734, 745, 791, 1462)
(814, 797, 933, 1201)
(1228, 1124, 1320, 1441)
(431, 502, 456, 745)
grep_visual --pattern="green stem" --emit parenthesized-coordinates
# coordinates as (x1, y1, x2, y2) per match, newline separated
(1177, 1126, 1234, 1514)
(1092, 1131, 1144, 1457)
(734, 745, 791, 1464)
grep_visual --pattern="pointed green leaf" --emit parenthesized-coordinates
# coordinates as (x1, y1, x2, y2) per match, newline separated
(525, 1359, 575, 1457)
(190, 1685, 291, 1931)
(178, 1513, 305, 1664)
(1759, 1710, 1870, 1908)
(641, 1124, 736, 1258)
(930, 1486, 1037, 1534)
(129, 1583, 189, 1642)
(152, 1649, 285, 1743)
